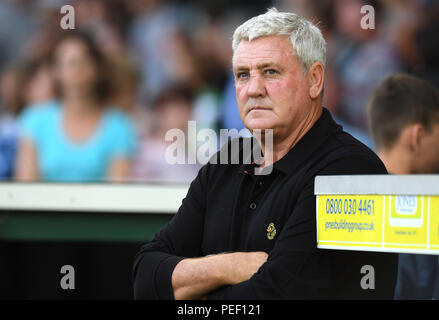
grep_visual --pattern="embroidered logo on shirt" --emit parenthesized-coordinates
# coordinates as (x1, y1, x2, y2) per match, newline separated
(267, 222, 276, 240)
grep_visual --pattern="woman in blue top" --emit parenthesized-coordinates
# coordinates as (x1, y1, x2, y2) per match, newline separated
(15, 31, 136, 182)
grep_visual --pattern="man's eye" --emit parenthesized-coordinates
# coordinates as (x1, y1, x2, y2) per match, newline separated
(265, 69, 277, 75)
(237, 72, 249, 79)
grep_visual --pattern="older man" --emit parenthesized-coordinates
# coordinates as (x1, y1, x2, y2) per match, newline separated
(133, 8, 397, 300)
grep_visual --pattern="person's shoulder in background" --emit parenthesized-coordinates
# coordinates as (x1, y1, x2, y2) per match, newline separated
(17, 99, 60, 143)
(101, 106, 137, 158)
(19, 99, 60, 118)
(326, 119, 387, 175)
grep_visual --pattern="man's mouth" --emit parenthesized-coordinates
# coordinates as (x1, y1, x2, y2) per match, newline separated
(249, 106, 271, 112)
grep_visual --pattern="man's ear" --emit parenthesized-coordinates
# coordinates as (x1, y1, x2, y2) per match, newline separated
(408, 123, 425, 155)
(308, 62, 325, 100)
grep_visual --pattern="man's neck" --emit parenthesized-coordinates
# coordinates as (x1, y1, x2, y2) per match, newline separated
(258, 105, 322, 168)
(378, 148, 413, 174)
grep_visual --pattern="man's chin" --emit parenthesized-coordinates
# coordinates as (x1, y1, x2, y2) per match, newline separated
(245, 123, 274, 133)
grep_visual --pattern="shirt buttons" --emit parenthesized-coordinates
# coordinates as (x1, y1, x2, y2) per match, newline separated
(250, 202, 257, 210)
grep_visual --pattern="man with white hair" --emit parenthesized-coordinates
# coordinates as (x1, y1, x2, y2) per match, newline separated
(133, 8, 397, 299)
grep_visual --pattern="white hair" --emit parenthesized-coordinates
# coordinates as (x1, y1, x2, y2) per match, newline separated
(232, 7, 326, 72)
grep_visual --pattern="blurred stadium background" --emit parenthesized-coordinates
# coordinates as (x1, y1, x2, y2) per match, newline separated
(0, 0, 438, 299)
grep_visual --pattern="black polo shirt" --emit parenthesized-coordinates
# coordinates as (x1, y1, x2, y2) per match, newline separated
(133, 107, 398, 299)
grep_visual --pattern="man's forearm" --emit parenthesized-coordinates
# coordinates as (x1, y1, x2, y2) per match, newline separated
(172, 253, 229, 300)
(171, 251, 268, 300)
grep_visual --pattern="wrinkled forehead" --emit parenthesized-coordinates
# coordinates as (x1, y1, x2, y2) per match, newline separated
(232, 35, 298, 68)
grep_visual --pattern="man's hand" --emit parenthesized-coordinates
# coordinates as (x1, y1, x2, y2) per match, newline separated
(172, 251, 268, 300)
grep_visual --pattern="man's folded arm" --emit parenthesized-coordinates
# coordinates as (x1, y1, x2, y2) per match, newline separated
(133, 164, 209, 299)
(171, 251, 268, 300)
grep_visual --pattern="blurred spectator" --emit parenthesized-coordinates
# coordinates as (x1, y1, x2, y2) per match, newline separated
(0, 0, 37, 73)
(14, 31, 136, 182)
(72, 0, 140, 112)
(414, 6, 439, 87)
(0, 56, 56, 180)
(0, 67, 22, 179)
(108, 55, 139, 113)
(20, 57, 55, 106)
(367, 73, 439, 299)
(131, 86, 201, 183)
(331, 0, 402, 131)
(127, 0, 191, 104)
(383, 0, 439, 87)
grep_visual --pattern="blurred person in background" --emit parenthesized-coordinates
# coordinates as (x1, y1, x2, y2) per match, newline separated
(330, 0, 402, 133)
(0, 57, 55, 180)
(127, 0, 225, 135)
(368, 73, 439, 299)
(383, 0, 439, 87)
(131, 86, 201, 183)
(0, 0, 36, 73)
(127, 0, 193, 104)
(14, 31, 136, 182)
(109, 57, 139, 113)
(20, 57, 55, 106)
(73, 0, 139, 113)
(0, 67, 24, 179)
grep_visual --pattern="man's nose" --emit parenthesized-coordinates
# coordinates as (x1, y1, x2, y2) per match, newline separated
(247, 75, 267, 98)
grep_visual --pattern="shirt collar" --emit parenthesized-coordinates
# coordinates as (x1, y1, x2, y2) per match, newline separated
(238, 107, 341, 176)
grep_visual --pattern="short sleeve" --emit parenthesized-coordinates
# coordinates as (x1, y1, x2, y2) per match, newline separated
(106, 110, 137, 158)
(17, 102, 54, 146)
(18, 107, 40, 142)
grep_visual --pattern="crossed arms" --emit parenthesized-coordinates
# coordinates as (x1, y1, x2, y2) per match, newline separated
(132, 162, 330, 300)
(171, 251, 268, 299)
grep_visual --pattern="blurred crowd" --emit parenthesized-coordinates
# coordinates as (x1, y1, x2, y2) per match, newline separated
(0, 0, 438, 183)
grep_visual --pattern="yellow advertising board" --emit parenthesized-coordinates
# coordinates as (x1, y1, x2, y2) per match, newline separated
(431, 197, 439, 250)
(317, 195, 383, 249)
(317, 187, 439, 254)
